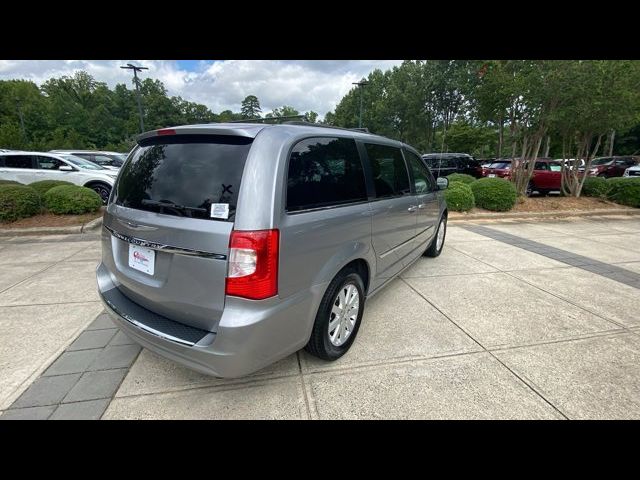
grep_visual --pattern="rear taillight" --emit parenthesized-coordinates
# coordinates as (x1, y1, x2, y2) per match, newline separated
(225, 229, 279, 300)
(157, 129, 176, 136)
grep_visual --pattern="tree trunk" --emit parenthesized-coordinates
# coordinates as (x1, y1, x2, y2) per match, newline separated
(497, 118, 504, 159)
(543, 135, 551, 157)
(608, 129, 615, 157)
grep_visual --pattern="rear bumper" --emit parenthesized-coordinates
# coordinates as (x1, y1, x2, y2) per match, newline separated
(96, 263, 325, 378)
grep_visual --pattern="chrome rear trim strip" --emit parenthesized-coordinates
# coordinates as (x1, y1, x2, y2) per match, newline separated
(104, 225, 227, 260)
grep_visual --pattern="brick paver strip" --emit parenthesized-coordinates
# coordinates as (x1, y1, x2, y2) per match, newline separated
(49, 399, 110, 420)
(43, 349, 102, 376)
(87, 345, 141, 371)
(0, 406, 57, 420)
(462, 224, 640, 289)
(0, 309, 141, 420)
(62, 369, 129, 403)
(11, 374, 82, 408)
(67, 329, 117, 351)
(86, 313, 117, 331)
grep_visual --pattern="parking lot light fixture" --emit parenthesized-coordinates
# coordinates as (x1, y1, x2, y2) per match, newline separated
(120, 63, 149, 133)
(352, 79, 369, 128)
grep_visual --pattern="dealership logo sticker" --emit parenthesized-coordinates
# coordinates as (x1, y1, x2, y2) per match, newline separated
(133, 250, 149, 266)
(210, 203, 229, 219)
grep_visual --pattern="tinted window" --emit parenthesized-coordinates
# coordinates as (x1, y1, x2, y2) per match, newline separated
(3, 156, 33, 169)
(286, 137, 367, 212)
(37, 156, 64, 170)
(74, 154, 94, 161)
(93, 155, 115, 165)
(114, 135, 252, 221)
(365, 143, 410, 198)
(405, 150, 434, 194)
(534, 162, 549, 171)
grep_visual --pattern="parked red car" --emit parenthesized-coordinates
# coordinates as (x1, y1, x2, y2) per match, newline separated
(486, 158, 563, 196)
(578, 156, 640, 178)
(482, 160, 511, 178)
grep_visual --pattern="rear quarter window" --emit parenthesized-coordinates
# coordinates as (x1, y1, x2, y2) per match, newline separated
(286, 137, 367, 212)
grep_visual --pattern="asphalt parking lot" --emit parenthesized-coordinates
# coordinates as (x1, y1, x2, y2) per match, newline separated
(1, 215, 640, 419)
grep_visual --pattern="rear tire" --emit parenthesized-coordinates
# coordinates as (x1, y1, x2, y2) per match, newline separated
(425, 215, 447, 257)
(305, 269, 365, 361)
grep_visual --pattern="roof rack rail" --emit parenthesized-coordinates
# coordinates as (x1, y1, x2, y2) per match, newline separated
(228, 115, 306, 124)
(282, 121, 372, 134)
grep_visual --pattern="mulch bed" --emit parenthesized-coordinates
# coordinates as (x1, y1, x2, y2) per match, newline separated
(0, 208, 104, 229)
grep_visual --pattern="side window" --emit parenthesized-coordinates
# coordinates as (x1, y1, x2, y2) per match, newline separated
(286, 137, 367, 212)
(4, 156, 34, 169)
(365, 143, 411, 198)
(405, 150, 435, 194)
(36, 156, 64, 170)
(94, 155, 114, 166)
(534, 162, 549, 171)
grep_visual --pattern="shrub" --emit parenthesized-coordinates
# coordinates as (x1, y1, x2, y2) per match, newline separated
(43, 185, 102, 214)
(29, 180, 74, 198)
(0, 185, 41, 222)
(444, 182, 475, 212)
(470, 177, 517, 212)
(581, 177, 609, 198)
(446, 173, 476, 185)
(0, 180, 22, 185)
(606, 177, 640, 208)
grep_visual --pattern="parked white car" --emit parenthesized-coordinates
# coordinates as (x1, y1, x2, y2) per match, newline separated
(49, 150, 126, 170)
(0, 151, 118, 203)
(623, 164, 640, 178)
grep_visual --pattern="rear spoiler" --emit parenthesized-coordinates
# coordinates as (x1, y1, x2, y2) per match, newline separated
(136, 125, 263, 144)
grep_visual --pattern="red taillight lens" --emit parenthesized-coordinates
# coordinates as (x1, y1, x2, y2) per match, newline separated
(225, 229, 279, 300)
(157, 129, 176, 136)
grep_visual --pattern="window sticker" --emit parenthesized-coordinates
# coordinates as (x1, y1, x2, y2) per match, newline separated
(210, 203, 230, 219)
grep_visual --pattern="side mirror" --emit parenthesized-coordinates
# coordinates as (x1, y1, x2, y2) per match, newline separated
(59, 165, 74, 172)
(437, 177, 449, 190)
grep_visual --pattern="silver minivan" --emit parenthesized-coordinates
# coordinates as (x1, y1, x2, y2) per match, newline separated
(97, 123, 448, 377)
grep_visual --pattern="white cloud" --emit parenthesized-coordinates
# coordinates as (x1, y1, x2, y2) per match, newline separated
(0, 60, 403, 118)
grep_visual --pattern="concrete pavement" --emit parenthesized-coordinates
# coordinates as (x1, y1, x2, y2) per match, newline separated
(1, 216, 640, 419)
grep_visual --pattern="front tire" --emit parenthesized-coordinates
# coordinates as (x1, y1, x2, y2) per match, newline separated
(305, 269, 365, 361)
(425, 215, 447, 257)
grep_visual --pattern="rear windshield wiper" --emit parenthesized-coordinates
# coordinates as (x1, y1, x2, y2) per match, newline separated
(141, 199, 208, 215)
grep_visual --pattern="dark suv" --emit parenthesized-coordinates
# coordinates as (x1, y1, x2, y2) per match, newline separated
(421, 153, 482, 178)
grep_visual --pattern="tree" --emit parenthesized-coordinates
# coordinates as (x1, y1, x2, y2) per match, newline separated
(549, 60, 640, 196)
(304, 111, 318, 123)
(266, 105, 300, 119)
(240, 95, 262, 119)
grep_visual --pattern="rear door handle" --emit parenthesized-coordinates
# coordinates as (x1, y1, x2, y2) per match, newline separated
(407, 206, 417, 213)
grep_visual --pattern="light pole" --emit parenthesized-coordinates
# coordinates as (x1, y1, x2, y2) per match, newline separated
(352, 79, 369, 128)
(120, 63, 149, 133)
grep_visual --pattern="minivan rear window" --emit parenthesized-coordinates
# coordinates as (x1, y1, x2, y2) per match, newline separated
(113, 135, 252, 221)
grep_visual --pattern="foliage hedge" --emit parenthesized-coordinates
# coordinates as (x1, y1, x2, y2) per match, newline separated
(581, 177, 609, 198)
(43, 185, 102, 214)
(444, 182, 475, 212)
(0, 180, 22, 186)
(606, 177, 640, 208)
(29, 180, 75, 198)
(470, 177, 517, 212)
(0, 185, 41, 222)
(445, 173, 476, 185)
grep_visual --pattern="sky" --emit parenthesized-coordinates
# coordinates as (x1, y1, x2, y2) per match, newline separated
(0, 60, 404, 118)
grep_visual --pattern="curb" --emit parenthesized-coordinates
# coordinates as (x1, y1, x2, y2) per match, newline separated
(0, 216, 103, 237)
(448, 208, 640, 222)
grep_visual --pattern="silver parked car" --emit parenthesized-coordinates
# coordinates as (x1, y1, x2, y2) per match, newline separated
(97, 123, 449, 378)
